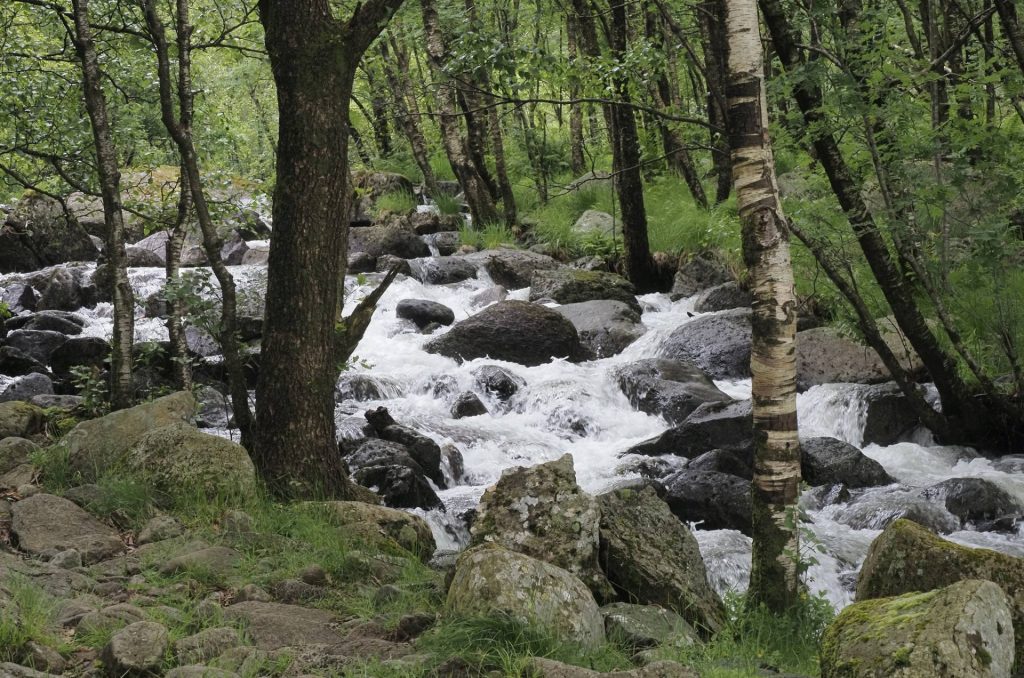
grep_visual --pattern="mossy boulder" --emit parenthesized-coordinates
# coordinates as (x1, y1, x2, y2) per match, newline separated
(470, 454, 612, 601)
(597, 486, 726, 635)
(856, 519, 1024, 664)
(0, 437, 38, 475)
(125, 422, 256, 498)
(60, 391, 196, 481)
(446, 543, 605, 650)
(315, 500, 436, 561)
(529, 269, 641, 314)
(0, 401, 45, 440)
(822, 579, 1014, 677)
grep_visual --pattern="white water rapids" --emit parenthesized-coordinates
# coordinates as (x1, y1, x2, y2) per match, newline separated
(4, 259, 1022, 610)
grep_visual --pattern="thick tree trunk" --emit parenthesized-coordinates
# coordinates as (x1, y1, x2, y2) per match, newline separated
(421, 0, 498, 225)
(381, 36, 440, 197)
(725, 0, 801, 611)
(70, 0, 134, 411)
(366, 62, 393, 157)
(256, 0, 402, 498)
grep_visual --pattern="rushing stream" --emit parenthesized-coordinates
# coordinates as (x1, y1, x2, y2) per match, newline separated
(3, 258, 1023, 610)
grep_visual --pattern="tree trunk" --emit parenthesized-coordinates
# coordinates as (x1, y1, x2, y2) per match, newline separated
(568, 15, 586, 175)
(725, 0, 801, 611)
(366, 61, 393, 157)
(421, 0, 499, 225)
(167, 167, 192, 391)
(255, 0, 403, 498)
(381, 35, 440, 197)
(70, 0, 134, 411)
(700, 0, 733, 204)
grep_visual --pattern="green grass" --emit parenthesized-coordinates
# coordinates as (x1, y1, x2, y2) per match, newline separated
(433, 192, 463, 216)
(459, 222, 516, 250)
(373, 188, 416, 217)
(0, 574, 63, 664)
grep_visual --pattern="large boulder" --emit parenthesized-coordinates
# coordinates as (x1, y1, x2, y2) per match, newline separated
(0, 437, 38, 475)
(348, 221, 429, 259)
(572, 210, 618, 238)
(0, 373, 54, 404)
(10, 493, 124, 564)
(530, 269, 640, 314)
(396, 299, 455, 329)
(615, 359, 731, 426)
(4, 329, 68, 365)
(800, 437, 895, 488)
(0, 401, 45, 439)
(125, 422, 257, 497)
(471, 455, 611, 601)
(345, 439, 442, 510)
(315, 501, 435, 560)
(0, 194, 98, 273)
(7, 311, 84, 336)
(0, 347, 48, 377)
(821, 579, 1014, 678)
(857, 519, 1024, 663)
(424, 301, 584, 366)
(599, 603, 699, 651)
(598, 487, 725, 634)
(796, 327, 890, 391)
(861, 383, 919, 445)
(625, 400, 752, 459)
(364, 407, 445, 488)
(471, 365, 524, 402)
(59, 391, 196, 481)
(408, 257, 478, 285)
(692, 282, 750, 313)
(446, 543, 605, 650)
(463, 249, 561, 289)
(670, 253, 734, 300)
(555, 300, 646, 359)
(660, 470, 752, 534)
(919, 478, 1023, 531)
(27, 265, 100, 311)
(658, 309, 751, 379)
(49, 336, 110, 379)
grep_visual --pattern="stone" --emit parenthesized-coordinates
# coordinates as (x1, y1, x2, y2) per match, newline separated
(530, 269, 641, 314)
(471, 455, 612, 601)
(425, 300, 584, 366)
(861, 383, 919, 446)
(7, 310, 85, 335)
(351, 171, 416, 224)
(33, 264, 100, 311)
(77, 603, 149, 636)
(125, 422, 257, 498)
(335, 373, 402, 402)
(422, 230, 461, 255)
(408, 256, 478, 285)
(160, 546, 241, 578)
(796, 327, 892, 391)
(555, 300, 646, 359)
(0, 373, 53, 403)
(800, 437, 895, 488)
(235, 584, 272, 603)
(165, 667, 240, 678)
(615, 359, 732, 426)
(125, 245, 165, 267)
(174, 627, 242, 664)
(131, 231, 169, 264)
(1, 283, 38, 315)
(472, 365, 524, 402)
(447, 543, 605, 650)
(600, 603, 699, 650)
(685, 449, 751, 479)
(626, 400, 752, 459)
(0, 662, 64, 678)
(527, 658, 698, 677)
(0, 347, 47, 378)
(856, 519, 1024, 662)
(919, 477, 1024, 530)
(450, 392, 487, 418)
(3, 330, 68, 365)
(572, 210, 619, 238)
(462, 248, 561, 290)
(224, 601, 344, 650)
(49, 549, 82, 569)
(0, 401, 44, 439)
(27, 394, 82, 411)
(21, 641, 65, 674)
(59, 391, 196, 481)
(661, 470, 752, 534)
(469, 285, 508, 308)
(348, 222, 429, 259)
(692, 282, 751, 313)
(320, 492, 428, 556)
(0, 437, 38, 475)
(396, 299, 455, 329)
(0, 194, 97, 273)
(348, 251, 377, 273)
(102, 621, 169, 675)
(658, 308, 750, 379)
(670, 253, 734, 300)
(376, 254, 412, 275)
(821, 580, 1014, 678)
(598, 487, 725, 634)
(48, 335, 110, 379)
(352, 464, 441, 510)
(10, 494, 124, 563)
(241, 245, 268, 266)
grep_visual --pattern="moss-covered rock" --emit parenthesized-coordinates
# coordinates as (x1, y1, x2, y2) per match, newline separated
(597, 487, 725, 635)
(821, 579, 1014, 677)
(60, 391, 196, 481)
(125, 422, 256, 498)
(446, 543, 605, 649)
(315, 500, 436, 561)
(0, 401, 45, 440)
(857, 519, 1024, 663)
(0, 437, 38, 475)
(529, 269, 641, 314)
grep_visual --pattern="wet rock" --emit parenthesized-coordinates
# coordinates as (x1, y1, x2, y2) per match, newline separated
(472, 364, 524, 401)
(462, 249, 561, 289)
(10, 494, 124, 563)
(376, 253, 412, 275)
(670, 253, 734, 300)
(126, 422, 257, 498)
(469, 284, 507, 308)
(425, 300, 584, 366)
(861, 382, 919, 445)
(396, 299, 455, 329)
(352, 464, 441, 511)
(408, 256, 478, 285)
(471, 454, 612, 601)
(450, 392, 487, 418)
(598, 487, 725, 634)
(615, 359, 732, 426)
(834, 491, 960, 534)
(660, 470, 752, 534)
(0, 401, 45, 442)
(348, 221, 430, 259)
(348, 251, 376, 273)
(685, 449, 751, 479)
(0, 347, 47, 377)
(920, 477, 1024, 531)
(692, 282, 750, 313)
(856, 519, 1024, 661)
(364, 408, 445, 488)
(102, 621, 169, 675)
(1, 283, 38, 315)
(33, 264, 100, 311)
(626, 400, 752, 460)
(422, 230, 461, 255)
(335, 373, 401, 402)
(0, 194, 97, 273)
(4, 330, 67, 365)
(822, 580, 1014, 678)
(600, 603, 699, 650)
(555, 300, 646, 359)
(49, 336, 110, 379)
(9, 310, 84, 335)
(800, 437, 895, 488)
(530, 269, 641, 314)
(224, 601, 345, 650)
(0, 373, 53, 404)
(447, 543, 605, 649)
(796, 327, 892, 391)
(658, 308, 750, 379)
(58, 391, 196, 481)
